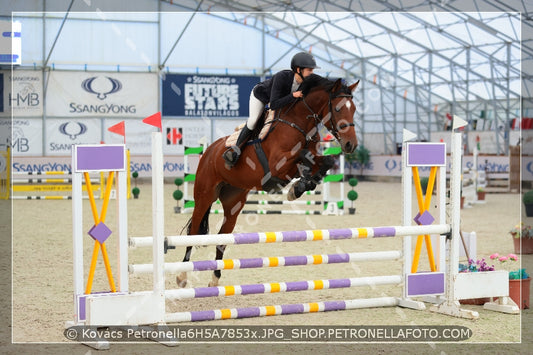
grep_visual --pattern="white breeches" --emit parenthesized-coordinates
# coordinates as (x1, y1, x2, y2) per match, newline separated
(246, 91, 265, 130)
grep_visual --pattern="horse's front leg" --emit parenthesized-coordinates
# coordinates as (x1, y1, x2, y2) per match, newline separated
(310, 154, 336, 184)
(287, 150, 335, 201)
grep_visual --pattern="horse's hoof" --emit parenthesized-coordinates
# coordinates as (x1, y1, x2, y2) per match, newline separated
(208, 275, 219, 287)
(287, 186, 297, 201)
(176, 273, 188, 288)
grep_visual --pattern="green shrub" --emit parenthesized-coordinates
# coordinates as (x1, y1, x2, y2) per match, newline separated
(523, 190, 533, 204)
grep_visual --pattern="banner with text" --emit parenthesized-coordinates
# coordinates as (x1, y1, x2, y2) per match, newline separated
(103, 118, 211, 155)
(45, 118, 101, 156)
(162, 74, 259, 118)
(0, 70, 43, 117)
(46, 72, 158, 117)
(0, 118, 42, 155)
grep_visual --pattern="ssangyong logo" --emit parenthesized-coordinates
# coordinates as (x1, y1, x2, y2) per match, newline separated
(59, 122, 88, 140)
(69, 75, 136, 114)
(82, 76, 122, 100)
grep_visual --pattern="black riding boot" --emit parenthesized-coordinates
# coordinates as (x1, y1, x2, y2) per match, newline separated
(223, 126, 253, 168)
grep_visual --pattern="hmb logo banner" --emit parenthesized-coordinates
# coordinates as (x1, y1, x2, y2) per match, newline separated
(46, 71, 158, 118)
(162, 74, 259, 118)
(0, 70, 43, 117)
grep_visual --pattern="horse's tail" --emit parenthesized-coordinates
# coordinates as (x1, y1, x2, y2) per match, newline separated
(183, 208, 210, 236)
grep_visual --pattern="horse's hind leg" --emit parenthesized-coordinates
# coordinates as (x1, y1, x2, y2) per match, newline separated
(176, 200, 213, 287)
(209, 185, 248, 287)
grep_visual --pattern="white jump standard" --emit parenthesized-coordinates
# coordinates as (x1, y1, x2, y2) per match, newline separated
(66, 117, 518, 333)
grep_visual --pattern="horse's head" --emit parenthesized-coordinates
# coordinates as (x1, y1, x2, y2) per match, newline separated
(301, 75, 359, 154)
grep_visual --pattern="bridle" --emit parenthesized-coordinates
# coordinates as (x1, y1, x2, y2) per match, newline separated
(275, 89, 355, 145)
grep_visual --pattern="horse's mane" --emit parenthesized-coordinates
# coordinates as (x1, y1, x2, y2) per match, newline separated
(299, 74, 351, 96)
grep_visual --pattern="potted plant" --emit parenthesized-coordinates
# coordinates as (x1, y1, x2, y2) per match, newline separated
(173, 177, 184, 213)
(131, 171, 140, 198)
(347, 178, 358, 214)
(458, 253, 530, 309)
(477, 187, 486, 201)
(458, 257, 497, 305)
(524, 190, 533, 217)
(490, 253, 530, 309)
(510, 223, 533, 254)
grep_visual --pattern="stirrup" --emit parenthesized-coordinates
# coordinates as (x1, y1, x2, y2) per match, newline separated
(223, 147, 240, 167)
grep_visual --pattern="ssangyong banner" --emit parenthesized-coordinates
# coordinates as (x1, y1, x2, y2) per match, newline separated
(45, 118, 101, 156)
(162, 74, 259, 117)
(46, 71, 158, 117)
(0, 70, 43, 117)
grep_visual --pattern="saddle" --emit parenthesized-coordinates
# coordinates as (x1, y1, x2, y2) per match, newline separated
(224, 110, 289, 192)
(224, 110, 276, 148)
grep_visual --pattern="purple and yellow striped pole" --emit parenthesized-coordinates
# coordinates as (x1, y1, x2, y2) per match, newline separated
(165, 275, 402, 300)
(129, 250, 401, 275)
(165, 297, 399, 323)
(129, 224, 450, 248)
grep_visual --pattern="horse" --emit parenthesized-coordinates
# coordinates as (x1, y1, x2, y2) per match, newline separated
(178, 74, 360, 287)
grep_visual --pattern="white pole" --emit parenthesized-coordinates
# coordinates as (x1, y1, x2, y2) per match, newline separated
(401, 129, 414, 298)
(117, 158, 128, 291)
(71, 149, 84, 323)
(151, 132, 165, 299)
(447, 120, 463, 303)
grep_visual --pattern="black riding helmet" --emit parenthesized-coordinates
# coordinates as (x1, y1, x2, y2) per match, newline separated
(290, 52, 320, 71)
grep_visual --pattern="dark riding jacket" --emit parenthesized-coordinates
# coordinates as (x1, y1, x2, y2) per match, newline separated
(253, 70, 298, 110)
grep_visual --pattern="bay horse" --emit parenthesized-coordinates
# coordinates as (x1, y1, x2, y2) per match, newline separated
(178, 74, 360, 287)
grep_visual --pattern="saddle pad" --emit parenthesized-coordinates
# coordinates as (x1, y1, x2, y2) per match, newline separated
(225, 110, 276, 148)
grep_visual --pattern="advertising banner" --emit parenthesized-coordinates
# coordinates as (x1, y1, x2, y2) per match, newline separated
(162, 74, 259, 118)
(104, 118, 211, 155)
(45, 118, 101, 156)
(46, 72, 158, 118)
(0, 70, 43, 117)
(0, 118, 43, 155)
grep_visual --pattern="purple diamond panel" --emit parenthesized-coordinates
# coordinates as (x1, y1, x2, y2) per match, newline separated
(414, 211, 435, 226)
(88, 222, 112, 243)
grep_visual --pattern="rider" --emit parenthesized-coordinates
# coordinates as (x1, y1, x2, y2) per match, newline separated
(222, 51, 320, 167)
